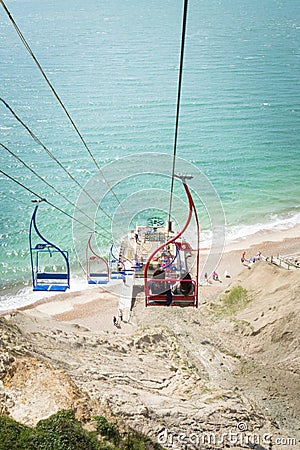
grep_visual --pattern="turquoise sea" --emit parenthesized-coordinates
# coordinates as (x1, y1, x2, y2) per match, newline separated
(1, 0, 300, 305)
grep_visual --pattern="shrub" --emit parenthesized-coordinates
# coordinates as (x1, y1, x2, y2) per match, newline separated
(94, 416, 120, 445)
(0, 415, 32, 450)
(33, 410, 100, 450)
(93, 416, 164, 449)
(211, 285, 250, 317)
(0, 411, 164, 450)
(0, 411, 103, 450)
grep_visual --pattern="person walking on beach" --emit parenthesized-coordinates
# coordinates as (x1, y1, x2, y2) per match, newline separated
(241, 251, 246, 263)
(212, 271, 221, 282)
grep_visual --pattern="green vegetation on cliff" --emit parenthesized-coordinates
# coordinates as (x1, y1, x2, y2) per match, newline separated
(211, 285, 250, 317)
(0, 410, 163, 450)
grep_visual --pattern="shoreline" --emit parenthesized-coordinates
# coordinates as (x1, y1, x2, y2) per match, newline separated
(224, 222, 300, 253)
(0, 222, 299, 315)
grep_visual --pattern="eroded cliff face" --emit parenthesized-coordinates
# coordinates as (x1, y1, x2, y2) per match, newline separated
(0, 263, 299, 450)
(0, 319, 91, 425)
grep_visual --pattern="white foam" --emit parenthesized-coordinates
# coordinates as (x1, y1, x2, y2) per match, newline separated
(199, 211, 300, 251)
(226, 211, 300, 244)
(0, 276, 89, 313)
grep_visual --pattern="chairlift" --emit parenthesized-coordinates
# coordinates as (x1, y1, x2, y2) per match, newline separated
(86, 233, 109, 284)
(109, 244, 126, 279)
(144, 178, 199, 307)
(29, 200, 70, 291)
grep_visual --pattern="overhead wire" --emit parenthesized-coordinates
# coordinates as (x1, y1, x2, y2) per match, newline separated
(0, 169, 111, 239)
(0, 0, 127, 217)
(168, 0, 189, 226)
(1, 98, 113, 221)
(0, 142, 112, 239)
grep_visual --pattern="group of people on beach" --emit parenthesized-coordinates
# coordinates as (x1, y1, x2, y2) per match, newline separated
(241, 250, 264, 268)
(204, 271, 222, 284)
(203, 268, 233, 285)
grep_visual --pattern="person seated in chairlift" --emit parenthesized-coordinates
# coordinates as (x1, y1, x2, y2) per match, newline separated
(172, 272, 194, 296)
(148, 268, 172, 305)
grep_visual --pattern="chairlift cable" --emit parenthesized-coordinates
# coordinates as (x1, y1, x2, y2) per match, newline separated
(0, 142, 111, 239)
(0, 169, 110, 238)
(1, 98, 112, 221)
(168, 0, 189, 225)
(0, 0, 127, 218)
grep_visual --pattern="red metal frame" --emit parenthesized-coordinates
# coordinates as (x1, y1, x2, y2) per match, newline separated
(144, 181, 200, 307)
